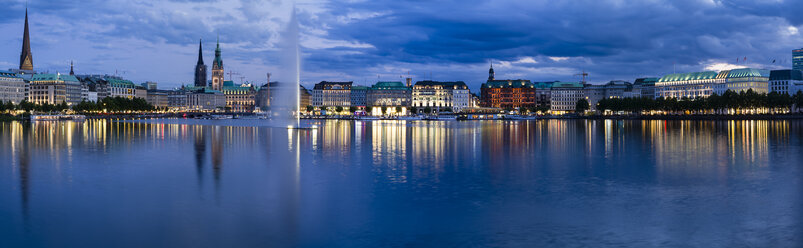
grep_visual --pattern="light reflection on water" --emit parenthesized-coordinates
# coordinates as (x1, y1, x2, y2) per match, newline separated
(0, 119, 801, 247)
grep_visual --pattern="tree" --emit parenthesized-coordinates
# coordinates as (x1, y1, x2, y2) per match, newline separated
(381, 106, 388, 115)
(575, 99, 589, 114)
(349, 106, 358, 113)
(335, 106, 344, 113)
(306, 105, 314, 112)
(395, 106, 402, 113)
(409, 106, 418, 114)
(423, 107, 432, 114)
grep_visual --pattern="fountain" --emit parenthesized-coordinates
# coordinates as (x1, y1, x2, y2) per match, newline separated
(271, 6, 312, 129)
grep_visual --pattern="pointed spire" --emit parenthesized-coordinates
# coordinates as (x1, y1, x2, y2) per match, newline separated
(197, 38, 204, 65)
(19, 6, 33, 71)
(69, 60, 74, 75)
(213, 35, 223, 68)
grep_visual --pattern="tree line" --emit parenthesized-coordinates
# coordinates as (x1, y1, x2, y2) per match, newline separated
(594, 90, 803, 114)
(0, 97, 154, 114)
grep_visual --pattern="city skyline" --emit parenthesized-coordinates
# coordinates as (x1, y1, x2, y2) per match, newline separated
(1, 0, 803, 91)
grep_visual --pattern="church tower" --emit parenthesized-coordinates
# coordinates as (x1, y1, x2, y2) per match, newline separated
(194, 39, 208, 87)
(70, 61, 74, 75)
(488, 63, 495, 81)
(211, 38, 224, 91)
(19, 8, 33, 71)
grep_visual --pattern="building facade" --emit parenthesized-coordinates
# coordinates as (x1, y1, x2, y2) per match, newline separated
(146, 90, 169, 109)
(534, 82, 554, 110)
(350, 86, 369, 108)
(631, 78, 658, 99)
(0, 71, 26, 104)
(222, 85, 256, 112)
(481, 79, 535, 109)
(550, 82, 585, 113)
(168, 90, 188, 111)
(312, 81, 352, 107)
(794, 49, 803, 71)
(412, 80, 471, 112)
(28, 73, 83, 105)
(187, 88, 225, 111)
(655, 71, 725, 99)
(723, 68, 769, 94)
(367, 81, 411, 107)
(769, 69, 803, 95)
(106, 77, 136, 99)
(585, 80, 632, 110)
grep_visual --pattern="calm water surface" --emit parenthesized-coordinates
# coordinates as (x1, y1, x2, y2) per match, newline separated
(1, 119, 802, 247)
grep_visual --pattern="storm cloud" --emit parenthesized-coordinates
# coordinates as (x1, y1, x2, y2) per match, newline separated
(0, 0, 801, 90)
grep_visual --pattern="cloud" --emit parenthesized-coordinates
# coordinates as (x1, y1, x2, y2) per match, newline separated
(0, 0, 802, 90)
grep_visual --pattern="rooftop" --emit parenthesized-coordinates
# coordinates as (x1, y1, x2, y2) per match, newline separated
(483, 79, 533, 88)
(726, 68, 770, 78)
(551, 82, 584, 88)
(658, 71, 719, 82)
(30, 73, 79, 82)
(371, 81, 409, 90)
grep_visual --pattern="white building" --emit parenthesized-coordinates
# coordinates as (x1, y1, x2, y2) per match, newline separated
(769, 69, 803, 95)
(28, 73, 84, 106)
(656, 68, 769, 99)
(0, 70, 27, 104)
(312, 81, 352, 107)
(411, 81, 471, 113)
(550, 82, 585, 113)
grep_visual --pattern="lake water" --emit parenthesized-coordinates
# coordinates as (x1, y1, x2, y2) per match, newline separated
(1, 119, 802, 247)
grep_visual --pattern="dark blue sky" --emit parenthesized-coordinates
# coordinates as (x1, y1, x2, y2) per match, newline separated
(1, 0, 801, 91)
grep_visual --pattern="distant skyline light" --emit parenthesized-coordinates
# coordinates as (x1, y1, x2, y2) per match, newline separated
(1, 0, 802, 91)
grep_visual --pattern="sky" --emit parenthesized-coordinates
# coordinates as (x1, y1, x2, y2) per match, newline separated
(1, 0, 803, 91)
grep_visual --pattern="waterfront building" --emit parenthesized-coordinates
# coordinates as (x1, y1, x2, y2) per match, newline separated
(794, 49, 803, 71)
(412, 80, 471, 112)
(631, 78, 658, 99)
(350, 86, 369, 108)
(187, 88, 225, 111)
(312, 81, 352, 107)
(655, 71, 725, 99)
(19, 8, 33, 72)
(656, 69, 769, 99)
(549, 82, 584, 113)
(210, 39, 224, 91)
(722, 68, 769, 94)
(222, 84, 256, 112)
(367, 81, 412, 107)
(0, 71, 27, 104)
(585, 80, 632, 111)
(300, 85, 312, 108)
(135, 86, 148, 99)
(769, 69, 803, 95)
(28, 73, 83, 105)
(256, 83, 271, 110)
(534, 82, 554, 110)
(481, 79, 535, 109)
(194, 39, 208, 87)
(168, 90, 188, 111)
(146, 90, 169, 109)
(106, 77, 136, 99)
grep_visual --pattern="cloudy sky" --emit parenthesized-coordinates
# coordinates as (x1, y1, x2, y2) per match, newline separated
(1, 0, 802, 91)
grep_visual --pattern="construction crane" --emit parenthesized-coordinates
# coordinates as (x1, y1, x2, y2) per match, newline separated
(575, 70, 588, 83)
(227, 70, 241, 81)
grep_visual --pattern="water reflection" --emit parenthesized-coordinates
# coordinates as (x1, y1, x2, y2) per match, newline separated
(0, 119, 800, 246)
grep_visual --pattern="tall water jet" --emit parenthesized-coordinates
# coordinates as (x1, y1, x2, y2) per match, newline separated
(271, 6, 302, 128)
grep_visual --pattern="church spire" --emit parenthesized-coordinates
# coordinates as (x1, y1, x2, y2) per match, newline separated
(213, 36, 222, 68)
(70, 61, 74, 75)
(488, 61, 495, 81)
(197, 39, 204, 65)
(19, 7, 33, 71)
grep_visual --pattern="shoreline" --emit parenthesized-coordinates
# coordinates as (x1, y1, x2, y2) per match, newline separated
(4, 113, 803, 122)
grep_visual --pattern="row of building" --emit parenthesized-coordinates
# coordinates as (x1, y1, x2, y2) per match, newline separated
(480, 65, 803, 113)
